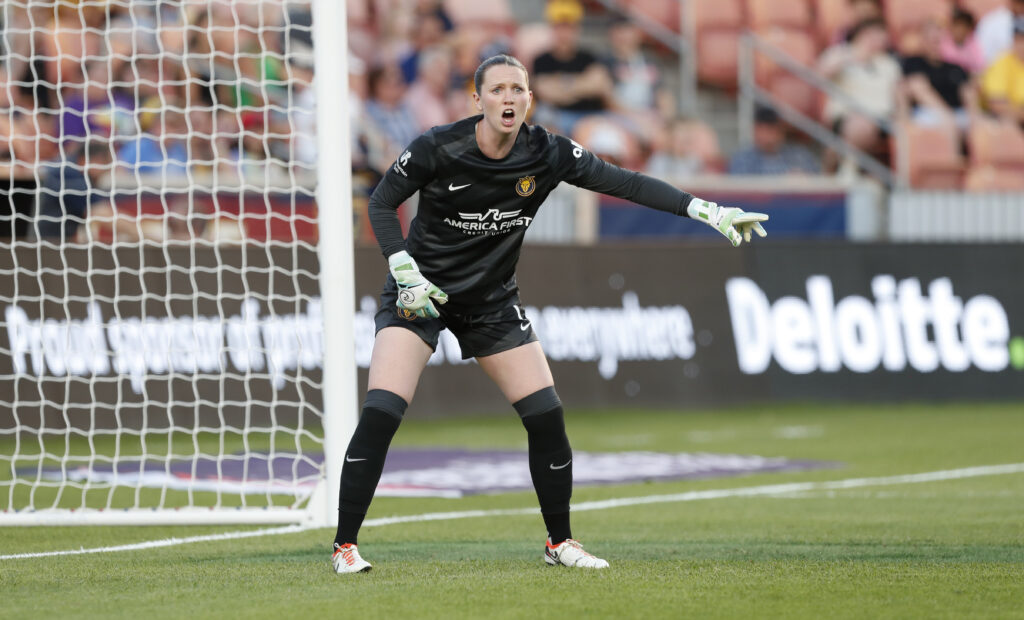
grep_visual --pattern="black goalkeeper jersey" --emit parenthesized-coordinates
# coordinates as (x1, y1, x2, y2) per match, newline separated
(368, 115, 695, 312)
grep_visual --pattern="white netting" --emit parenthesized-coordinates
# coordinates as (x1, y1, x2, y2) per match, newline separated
(0, 0, 332, 522)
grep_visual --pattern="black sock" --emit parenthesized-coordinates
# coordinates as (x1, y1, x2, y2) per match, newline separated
(334, 389, 407, 547)
(514, 387, 573, 544)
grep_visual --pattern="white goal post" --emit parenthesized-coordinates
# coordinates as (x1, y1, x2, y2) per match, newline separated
(0, 0, 356, 526)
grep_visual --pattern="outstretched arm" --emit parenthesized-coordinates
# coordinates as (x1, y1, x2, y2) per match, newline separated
(560, 138, 768, 246)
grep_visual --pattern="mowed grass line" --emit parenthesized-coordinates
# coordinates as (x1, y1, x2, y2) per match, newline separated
(1, 402, 1023, 619)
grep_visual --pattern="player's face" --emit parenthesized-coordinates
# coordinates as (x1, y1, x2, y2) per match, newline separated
(474, 65, 532, 136)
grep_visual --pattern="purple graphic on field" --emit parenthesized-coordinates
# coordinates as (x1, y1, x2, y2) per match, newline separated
(26, 449, 836, 498)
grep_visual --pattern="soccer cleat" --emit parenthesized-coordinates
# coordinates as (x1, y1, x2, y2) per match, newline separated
(544, 538, 609, 569)
(332, 542, 372, 574)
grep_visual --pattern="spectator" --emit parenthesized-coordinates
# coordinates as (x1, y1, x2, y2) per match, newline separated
(116, 100, 190, 177)
(603, 14, 674, 121)
(405, 46, 455, 130)
(728, 107, 821, 175)
(981, 17, 1024, 126)
(977, 0, 1024, 67)
(60, 61, 136, 148)
(364, 64, 422, 160)
(818, 18, 902, 157)
(645, 118, 717, 181)
(941, 8, 985, 75)
(903, 20, 979, 130)
(531, 0, 615, 134)
(398, 9, 449, 84)
(35, 141, 112, 240)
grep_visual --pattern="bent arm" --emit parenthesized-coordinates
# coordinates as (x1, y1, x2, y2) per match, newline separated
(367, 134, 437, 257)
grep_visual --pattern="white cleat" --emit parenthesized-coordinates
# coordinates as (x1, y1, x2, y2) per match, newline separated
(332, 543, 372, 574)
(544, 538, 609, 569)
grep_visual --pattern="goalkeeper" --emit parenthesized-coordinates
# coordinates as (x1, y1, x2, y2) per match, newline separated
(331, 54, 768, 574)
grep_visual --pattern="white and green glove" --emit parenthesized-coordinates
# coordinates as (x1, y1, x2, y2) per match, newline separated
(388, 250, 448, 319)
(687, 198, 768, 247)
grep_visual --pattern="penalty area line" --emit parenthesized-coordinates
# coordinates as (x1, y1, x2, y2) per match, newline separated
(3, 462, 1022, 561)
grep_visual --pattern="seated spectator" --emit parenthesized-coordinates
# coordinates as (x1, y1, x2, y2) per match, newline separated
(903, 20, 979, 130)
(398, 8, 449, 84)
(603, 13, 673, 123)
(818, 18, 902, 157)
(645, 118, 717, 181)
(405, 46, 455, 130)
(36, 141, 112, 240)
(116, 99, 189, 177)
(531, 0, 616, 134)
(941, 8, 985, 75)
(364, 64, 422, 160)
(977, 0, 1024, 68)
(981, 18, 1024, 126)
(728, 107, 821, 175)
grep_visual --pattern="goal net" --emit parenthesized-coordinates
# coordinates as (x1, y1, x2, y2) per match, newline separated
(0, 0, 353, 525)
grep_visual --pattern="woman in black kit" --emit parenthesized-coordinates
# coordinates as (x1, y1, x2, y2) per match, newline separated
(331, 55, 768, 573)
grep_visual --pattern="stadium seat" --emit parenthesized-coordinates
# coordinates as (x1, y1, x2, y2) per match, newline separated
(746, 0, 811, 30)
(444, 0, 514, 26)
(885, 0, 953, 42)
(959, 0, 1008, 19)
(813, 0, 853, 45)
(622, 0, 682, 32)
(964, 165, 1024, 191)
(754, 27, 818, 85)
(571, 116, 642, 169)
(690, 0, 744, 30)
(769, 73, 821, 120)
(696, 29, 742, 88)
(512, 23, 554, 72)
(967, 119, 1024, 171)
(899, 123, 964, 189)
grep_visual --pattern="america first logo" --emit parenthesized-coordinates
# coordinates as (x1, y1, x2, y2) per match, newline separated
(444, 208, 534, 235)
(516, 175, 536, 197)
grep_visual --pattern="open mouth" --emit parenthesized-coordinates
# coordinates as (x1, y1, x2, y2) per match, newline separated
(501, 108, 516, 127)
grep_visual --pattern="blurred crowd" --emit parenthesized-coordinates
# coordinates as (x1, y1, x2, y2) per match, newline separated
(3, 0, 1024, 242)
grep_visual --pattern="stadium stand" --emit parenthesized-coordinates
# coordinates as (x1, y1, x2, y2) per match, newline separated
(899, 122, 965, 189)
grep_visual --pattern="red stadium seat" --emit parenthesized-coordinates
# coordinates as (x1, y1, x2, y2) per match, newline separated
(746, 0, 811, 30)
(899, 123, 964, 189)
(622, 0, 682, 32)
(814, 0, 853, 45)
(885, 0, 953, 42)
(964, 165, 1024, 191)
(690, 0, 744, 30)
(967, 119, 1024, 171)
(443, 0, 515, 31)
(959, 0, 1009, 19)
(769, 73, 821, 120)
(512, 23, 554, 72)
(754, 27, 818, 85)
(696, 29, 742, 88)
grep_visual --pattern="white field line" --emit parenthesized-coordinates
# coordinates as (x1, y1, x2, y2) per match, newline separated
(3, 462, 1022, 561)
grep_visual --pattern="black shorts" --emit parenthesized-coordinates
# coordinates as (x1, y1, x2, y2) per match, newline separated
(373, 277, 538, 359)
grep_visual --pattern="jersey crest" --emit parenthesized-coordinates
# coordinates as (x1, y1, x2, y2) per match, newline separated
(515, 176, 536, 197)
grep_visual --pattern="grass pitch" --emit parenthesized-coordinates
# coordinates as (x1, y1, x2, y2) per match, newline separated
(2, 402, 1023, 619)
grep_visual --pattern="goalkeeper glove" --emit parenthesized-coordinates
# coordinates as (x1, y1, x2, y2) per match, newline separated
(388, 250, 448, 319)
(686, 197, 768, 247)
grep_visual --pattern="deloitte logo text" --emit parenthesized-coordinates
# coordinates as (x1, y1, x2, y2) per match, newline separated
(726, 276, 1013, 375)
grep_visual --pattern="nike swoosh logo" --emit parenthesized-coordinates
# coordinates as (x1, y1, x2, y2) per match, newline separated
(345, 455, 367, 463)
(448, 183, 471, 191)
(550, 459, 571, 470)
(520, 321, 531, 331)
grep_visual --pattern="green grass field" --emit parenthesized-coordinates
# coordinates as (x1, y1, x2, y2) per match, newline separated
(2, 402, 1023, 619)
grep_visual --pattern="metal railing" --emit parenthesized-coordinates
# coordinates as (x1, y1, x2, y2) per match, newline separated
(738, 32, 902, 189)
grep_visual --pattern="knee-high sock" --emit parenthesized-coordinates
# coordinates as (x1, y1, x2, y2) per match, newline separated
(334, 389, 406, 546)
(514, 387, 572, 544)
